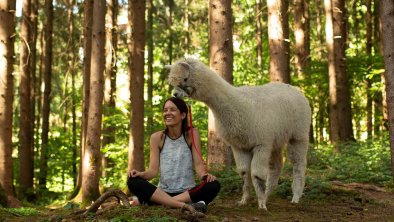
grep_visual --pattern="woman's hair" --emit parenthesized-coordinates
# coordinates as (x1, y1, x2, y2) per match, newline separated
(162, 97, 189, 135)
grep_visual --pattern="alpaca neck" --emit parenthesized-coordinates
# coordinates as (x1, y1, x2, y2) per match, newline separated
(195, 68, 238, 113)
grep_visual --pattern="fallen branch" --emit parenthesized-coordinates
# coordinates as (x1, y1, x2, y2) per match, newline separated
(82, 189, 130, 217)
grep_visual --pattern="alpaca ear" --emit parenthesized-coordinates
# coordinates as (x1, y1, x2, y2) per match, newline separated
(165, 65, 172, 69)
(179, 62, 191, 70)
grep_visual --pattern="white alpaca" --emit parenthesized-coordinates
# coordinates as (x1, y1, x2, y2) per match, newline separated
(166, 57, 311, 210)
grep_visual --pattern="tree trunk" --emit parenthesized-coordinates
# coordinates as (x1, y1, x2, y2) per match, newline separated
(147, 0, 154, 134)
(0, 0, 20, 207)
(267, 0, 290, 83)
(366, 0, 373, 139)
(256, 0, 263, 80)
(166, 0, 174, 94)
(294, 0, 310, 77)
(324, 0, 354, 148)
(66, 0, 78, 189)
(102, 0, 118, 178)
(208, 0, 233, 169)
(184, 0, 190, 54)
(30, 0, 38, 196)
(379, 0, 394, 182)
(71, 0, 94, 201)
(19, 0, 34, 199)
(127, 0, 145, 172)
(315, 0, 325, 59)
(39, 0, 53, 190)
(82, 0, 106, 203)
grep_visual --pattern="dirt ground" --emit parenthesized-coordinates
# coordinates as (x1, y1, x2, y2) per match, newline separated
(1, 182, 394, 222)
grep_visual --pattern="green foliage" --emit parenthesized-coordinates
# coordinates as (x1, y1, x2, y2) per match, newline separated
(210, 168, 243, 197)
(101, 143, 128, 190)
(307, 136, 393, 187)
(1, 207, 42, 217)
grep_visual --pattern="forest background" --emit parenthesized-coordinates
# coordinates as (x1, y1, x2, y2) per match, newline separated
(1, 0, 394, 221)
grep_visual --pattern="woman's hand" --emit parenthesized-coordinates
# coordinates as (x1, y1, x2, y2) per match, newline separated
(128, 169, 144, 178)
(202, 173, 217, 183)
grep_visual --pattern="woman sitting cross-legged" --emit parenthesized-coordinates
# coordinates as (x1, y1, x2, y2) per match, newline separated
(127, 97, 221, 214)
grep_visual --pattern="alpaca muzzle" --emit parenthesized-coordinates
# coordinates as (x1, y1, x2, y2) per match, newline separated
(173, 85, 194, 98)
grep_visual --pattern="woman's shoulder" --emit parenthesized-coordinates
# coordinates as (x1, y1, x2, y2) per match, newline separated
(151, 130, 166, 140)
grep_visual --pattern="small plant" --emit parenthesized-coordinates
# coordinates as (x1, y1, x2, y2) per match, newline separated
(2, 207, 42, 217)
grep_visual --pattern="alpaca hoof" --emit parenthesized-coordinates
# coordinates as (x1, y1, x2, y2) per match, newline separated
(291, 195, 300, 203)
(258, 204, 267, 210)
(236, 199, 247, 206)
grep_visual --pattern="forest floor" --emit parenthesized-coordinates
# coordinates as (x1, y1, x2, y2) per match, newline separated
(1, 181, 394, 222)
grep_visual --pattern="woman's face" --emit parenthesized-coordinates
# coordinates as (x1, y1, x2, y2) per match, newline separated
(163, 100, 185, 127)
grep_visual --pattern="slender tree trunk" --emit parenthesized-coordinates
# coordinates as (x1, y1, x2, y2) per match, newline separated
(102, 0, 118, 178)
(147, 0, 154, 134)
(71, 0, 94, 200)
(325, 0, 354, 148)
(184, 0, 190, 54)
(36, 21, 44, 166)
(366, 0, 373, 139)
(373, 0, 381, 54)
(207, 0, 233, 169)
(256, 0, 263, 80)
(30, 0, 38, 197)
(267, 0, 290, 83)
(315, 0, 324, 59)
(39, 0, 53, 190)
(374, 0, 388, 132)
(19, 0, 34, 199)
(127, 0, 146, 172)
(66, 0, 78, 189)
(0, 0, 21, 208)
(379, 0, 394, 181)
(82, 0, 106, 203)
(294, 0, 310, 77)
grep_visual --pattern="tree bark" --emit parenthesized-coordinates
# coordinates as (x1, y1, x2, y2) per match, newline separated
(315, 0, 325, 59)
(128, 0, 145, 172)
(366, 0, 373, 139)
(0, 0, 20, 208)
(102, 0, 118, 178)
(39, 0, 53, 190)
(267, 0, 290, 83)
(147, 0, 154, 134)
(208, 0, 233, 169)
(324, 0, 354, 148)
(70, 0, 94, 201)
(256, 0, 264, 80)
(30, 0, 38, 193)
(379, 0, 394, 182)
(19, 0, 34, 199)
(82, 0, 106, 203)
(66, 0, 78, 189)
(294, 0, 310, 77)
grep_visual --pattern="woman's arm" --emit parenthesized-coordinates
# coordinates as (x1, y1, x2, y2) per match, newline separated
(128, 131, 161, 180)
(190, 129, 217, 182)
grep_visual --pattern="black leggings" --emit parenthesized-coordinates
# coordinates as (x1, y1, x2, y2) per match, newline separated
(127, 177, 221, 205)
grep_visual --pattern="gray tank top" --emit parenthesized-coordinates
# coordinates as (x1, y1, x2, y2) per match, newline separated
(158, 133, 196, 193)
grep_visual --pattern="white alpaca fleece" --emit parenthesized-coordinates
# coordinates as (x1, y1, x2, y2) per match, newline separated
(167, 57, 312, 210)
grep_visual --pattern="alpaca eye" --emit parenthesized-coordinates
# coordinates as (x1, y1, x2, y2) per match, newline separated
(184, 78, 188, 82)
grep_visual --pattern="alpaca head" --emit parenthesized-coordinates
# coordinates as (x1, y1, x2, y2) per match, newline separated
(166, 58, 198, 99)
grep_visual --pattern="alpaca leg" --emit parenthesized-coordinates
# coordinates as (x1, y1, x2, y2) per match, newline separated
(287, 138, 308, 203)
(265, 147, 283, 197)
(231, 148, 252, 206)
(251, 145, 271, 210)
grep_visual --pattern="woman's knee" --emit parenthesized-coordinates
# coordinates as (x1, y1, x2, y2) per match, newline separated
(208, 180, 221, 194)
(127, 177, 146, 192)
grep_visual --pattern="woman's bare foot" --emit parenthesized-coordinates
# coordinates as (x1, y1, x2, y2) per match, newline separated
(130, 196, 140, 206)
